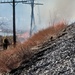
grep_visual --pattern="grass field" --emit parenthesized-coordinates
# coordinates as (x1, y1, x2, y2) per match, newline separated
(0, 22, 67, 73)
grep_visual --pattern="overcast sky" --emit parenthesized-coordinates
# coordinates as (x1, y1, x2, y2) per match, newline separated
(0, 0, 75, 32)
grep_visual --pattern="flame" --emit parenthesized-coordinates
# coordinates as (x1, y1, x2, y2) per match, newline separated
(18, 32, 29, 38)
(17, 32, 29, 43)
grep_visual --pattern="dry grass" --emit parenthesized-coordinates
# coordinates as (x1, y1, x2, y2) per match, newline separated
(0, 22, 67, 73)
(24, 21, 67, 46)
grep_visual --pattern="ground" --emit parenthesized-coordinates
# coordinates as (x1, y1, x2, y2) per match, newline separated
(4, 23, 75, 75)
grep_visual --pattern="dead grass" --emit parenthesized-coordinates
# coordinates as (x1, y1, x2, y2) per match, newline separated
(24, 21, 67, 46)
(0, 22, 67, 73)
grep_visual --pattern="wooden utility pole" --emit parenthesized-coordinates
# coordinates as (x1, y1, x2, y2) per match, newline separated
(13, 0, 16, 46)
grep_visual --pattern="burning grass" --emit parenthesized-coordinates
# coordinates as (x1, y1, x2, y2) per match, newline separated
(0, 22, 67, 73)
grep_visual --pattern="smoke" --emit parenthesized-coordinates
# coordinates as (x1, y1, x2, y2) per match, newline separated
(55, 0, 75, 23)
(17, 32, 29, 43)
(35, 0, 75, 28)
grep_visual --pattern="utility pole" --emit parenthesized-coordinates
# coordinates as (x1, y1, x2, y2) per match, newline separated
(30, 0, 34, 36)
(13, 0, 16, 46)
(0, 0, 27, 47)
(23, 0, 43, 36)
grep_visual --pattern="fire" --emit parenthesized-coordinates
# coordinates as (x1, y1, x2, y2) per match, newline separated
(17, 31, 29, 43)
(18, 32, 29, 38)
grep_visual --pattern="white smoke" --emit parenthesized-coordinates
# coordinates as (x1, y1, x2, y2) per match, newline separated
(55, 0, 75, 24)
(35, 0, 75, 28)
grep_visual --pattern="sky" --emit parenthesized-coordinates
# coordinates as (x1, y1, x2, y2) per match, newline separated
(0, 0, 75, 33)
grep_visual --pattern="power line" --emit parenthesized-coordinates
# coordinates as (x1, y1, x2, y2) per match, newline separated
(0, 0, 43, 47)
(23, 0, 43, 36)
(0, 0, 27, 3)
(0, 0, 27, 47)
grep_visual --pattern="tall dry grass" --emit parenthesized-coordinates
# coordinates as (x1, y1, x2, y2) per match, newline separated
(24, 21, 67, 46)
(0, 22, 67, 73)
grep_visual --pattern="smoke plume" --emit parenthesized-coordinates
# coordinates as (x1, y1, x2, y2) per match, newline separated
(55, 0, 75, 23)
(36, 0, 75, 28)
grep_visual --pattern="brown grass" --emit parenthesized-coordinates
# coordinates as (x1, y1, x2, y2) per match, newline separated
(24, 21, 67, 46)
(0, 22, 67, 73)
